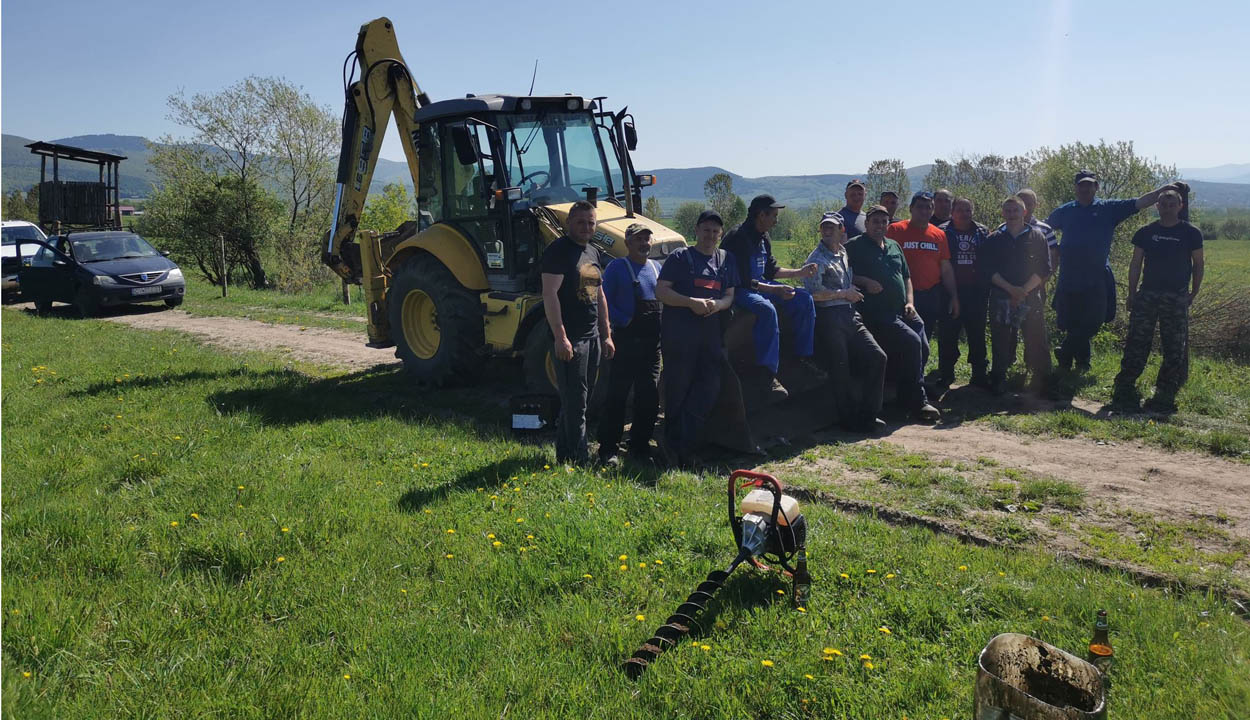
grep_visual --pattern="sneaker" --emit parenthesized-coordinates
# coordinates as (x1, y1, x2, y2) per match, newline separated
(769, 377, 790, 403)
(597, 452, 621, 468)
(914, 403, 941, 423)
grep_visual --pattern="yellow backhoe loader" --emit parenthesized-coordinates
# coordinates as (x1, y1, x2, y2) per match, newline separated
(325, 18, 829, 454)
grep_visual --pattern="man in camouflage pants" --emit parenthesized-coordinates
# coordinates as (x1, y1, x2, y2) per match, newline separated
(1111, 189, 1204, 413)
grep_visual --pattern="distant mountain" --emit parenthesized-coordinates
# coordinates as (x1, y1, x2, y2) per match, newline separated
(2, 133, 157, 197)
(1180, 164, 1250, 185)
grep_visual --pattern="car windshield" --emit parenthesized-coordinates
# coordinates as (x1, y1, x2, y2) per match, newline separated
(72, 234, 160, 262)
(1, 226, 47, 257)
(498, 112, 613, 203)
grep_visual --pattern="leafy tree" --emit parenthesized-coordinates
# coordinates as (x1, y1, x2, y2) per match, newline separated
(724, 195, 748, 231)
(360, 183, 415, 233)
(2, 187, 39, 223)
(643, 195, 663, 220)
(923, 154, 1033, 227)
(865, 158, 911, 211)
(672, 201, 705, 242)
(704, 172, 739, 221)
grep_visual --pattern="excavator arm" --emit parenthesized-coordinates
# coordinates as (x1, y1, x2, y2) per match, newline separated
(323, 17, 428, 285)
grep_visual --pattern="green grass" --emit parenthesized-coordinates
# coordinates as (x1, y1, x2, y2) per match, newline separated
(5, 311, 1248, 718)
(180, 278, 369, 332)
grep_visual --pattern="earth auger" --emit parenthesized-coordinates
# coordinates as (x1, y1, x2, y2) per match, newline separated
(623, 470, 810, 679)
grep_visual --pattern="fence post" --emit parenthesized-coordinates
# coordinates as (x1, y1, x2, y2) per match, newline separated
(342, 279, 350, 305)
(220, 235, 227, 298)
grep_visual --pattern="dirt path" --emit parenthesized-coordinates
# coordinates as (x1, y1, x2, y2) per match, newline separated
(104, 308, 398, 372)
(14, 303, 1246, 546)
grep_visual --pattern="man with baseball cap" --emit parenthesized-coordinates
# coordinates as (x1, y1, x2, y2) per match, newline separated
(803, 211, 888, 433)
(837, 180, 869, 237)
(720, 194, 818, 394)
(655, 210, 739, 467)
(888, 191, 960, 384)
(597, 222, 663, 466)
(879, 190, 901, 223)
(847, 205, 941, 422)
(1045, 171, 1185, 372)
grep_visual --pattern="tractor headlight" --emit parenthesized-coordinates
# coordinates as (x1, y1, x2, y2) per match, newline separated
(93, 274, 120, 286)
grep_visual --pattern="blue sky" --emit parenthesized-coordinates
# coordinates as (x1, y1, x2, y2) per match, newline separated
(4, 0, 1248, 177)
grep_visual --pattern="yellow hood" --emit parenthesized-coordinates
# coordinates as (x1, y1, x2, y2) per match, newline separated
(543, 201, 687, 260)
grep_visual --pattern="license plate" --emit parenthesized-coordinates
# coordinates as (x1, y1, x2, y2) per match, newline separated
(132, 285, 163, 296)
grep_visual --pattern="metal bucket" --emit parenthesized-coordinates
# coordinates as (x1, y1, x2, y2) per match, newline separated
(974, 633, 1106, 720)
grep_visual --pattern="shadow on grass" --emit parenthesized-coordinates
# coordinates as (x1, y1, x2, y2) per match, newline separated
(71, 367, 281, 397)
(397, 453, 550, 512)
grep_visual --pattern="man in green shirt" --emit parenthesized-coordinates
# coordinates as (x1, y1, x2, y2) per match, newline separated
(846, 206, 941, 422)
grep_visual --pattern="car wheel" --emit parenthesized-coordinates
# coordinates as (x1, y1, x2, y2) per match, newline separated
(387, 252, 484, 386)
(164, 297, 183, 308)
(74, 288, 100, 318)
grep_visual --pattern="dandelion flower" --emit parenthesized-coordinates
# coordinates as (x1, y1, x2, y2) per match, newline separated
(804, 674, 814, 680)
(11, 609, 20, 615)
(635, 614, 646, 622)
(343, 674, 351, 679)
(624, 521, 631, 527)
(700, 644, 711, 651)
(277, 556, 286, 563)
(867, 569, 877, 574)
(761, 660, 774, 668)
(400, 589, 407, 594)
(619, 554, 628, 561)
(543, 464, 550, 470)
(653, 560, 663, 565)
(619, 564, 628, 571)
(445, 554, 454, 559)
(170, 521, 179, 527)
(879, 627, 892, 634)
(490, 495, 499, 500)
(190, 513, 200, 520)
(421, 462, 430, 468)
(958, 565, 968, 571)
(797, 607, 807, 613)
(487, 533, 496, 539)
(526, 534, 534, 540)
(516, 518, 524, 523)
(583, 574, 593, 579)
(1042, 615, 1051, 622)
(998, 571, 1006, 577)
(238, 485, 245, 490)
(823, 648, 841, 656)
(424, 509, 432, 514)
(492, 541, 502, 547)
(446, 528, 455, 534)
(282, 527, 290, 533)
(863, 661, 874, 669)
(514, 487, 521, 492)
(840, 573, 849, 579)
(886, 573, 896, 579)
(860, 654, 871, 660)
(639, 562, 647, 569)
(174, 435, 182, 440)
(775, 589, 785, 595)
(23, 671, 32, 678)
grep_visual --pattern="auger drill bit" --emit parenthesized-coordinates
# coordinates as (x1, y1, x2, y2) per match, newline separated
(622, 569, 733, 679)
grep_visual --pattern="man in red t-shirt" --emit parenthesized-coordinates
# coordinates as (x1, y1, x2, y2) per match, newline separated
(887, 192, 959, 376)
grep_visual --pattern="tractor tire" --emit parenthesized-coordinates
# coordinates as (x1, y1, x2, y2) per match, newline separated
(388, 253, 484, 386)
(523, 322, 559, 396)
(74, 288, 99, 318)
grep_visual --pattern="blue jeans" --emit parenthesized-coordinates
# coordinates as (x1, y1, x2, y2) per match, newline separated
(735, 288, 816, 374)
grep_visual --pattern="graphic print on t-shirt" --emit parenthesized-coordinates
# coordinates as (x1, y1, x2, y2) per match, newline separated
(577, 263, 602, 304)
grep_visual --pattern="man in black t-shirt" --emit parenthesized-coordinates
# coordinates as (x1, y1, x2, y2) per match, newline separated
(541, 200, 615, 464)
(1111, 190, 1204, 413)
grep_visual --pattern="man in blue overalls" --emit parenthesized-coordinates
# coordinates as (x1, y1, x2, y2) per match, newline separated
(597, 223, 663, 466)
(720, 194, 818, 396)
(656, 210, 739, 468)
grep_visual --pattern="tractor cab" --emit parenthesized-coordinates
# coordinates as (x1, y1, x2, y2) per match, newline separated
(410, 94, 677, 294)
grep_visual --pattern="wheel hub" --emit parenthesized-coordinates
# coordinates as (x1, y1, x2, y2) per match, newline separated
(401, 289, 440, 360)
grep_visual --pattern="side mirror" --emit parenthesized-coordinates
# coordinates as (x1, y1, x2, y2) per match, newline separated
(450, 125, 479, 166)
(161, 250, 172, 257)
(624, 122, 638, 152)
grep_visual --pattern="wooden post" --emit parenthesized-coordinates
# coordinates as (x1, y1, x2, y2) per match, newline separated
(341, 279, 351, 305)
(220, 235, 228, 298)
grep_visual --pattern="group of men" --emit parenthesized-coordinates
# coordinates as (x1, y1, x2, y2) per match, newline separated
(540, 170, 1202, 468)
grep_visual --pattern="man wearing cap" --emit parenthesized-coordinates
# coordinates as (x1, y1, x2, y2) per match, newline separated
(541, 199, 614, 466)
(931, 189, 955, 229)
(720, 194, 818, 389)
(803, 212, 887, 433)
(597, 223, 663, 466)
(655, 210, 739, 467)
(880, 191, 901, 223)
(939, 197, 991, 389)
(837, 180, 869, 237)
(1045, 172, 1183, 372)
(847, 205, 942, 422)
(888, 191, 960, 379)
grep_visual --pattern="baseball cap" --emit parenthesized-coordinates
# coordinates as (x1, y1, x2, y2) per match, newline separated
(879, 190, 899, 199)
(865, 205, 891, 218)
(910, 191, 934, 205)
(748, 194, 785, 212)
(819, 211, 844, 227)
(1074, 170, 1098, 184)
(625, 223, 653, 241)
(696, 210, 723, 226)
(845, 179, 866, 190)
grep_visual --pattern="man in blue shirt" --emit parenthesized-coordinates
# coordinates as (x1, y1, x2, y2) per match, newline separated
(720, 194, 818, 395)
(656, 210, 739, 467)
(1045, 171, 1183, 371)
(837, 179, 869, 237)
(597, 223, 663, 466)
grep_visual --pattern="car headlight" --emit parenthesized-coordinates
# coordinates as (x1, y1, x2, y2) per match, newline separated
(166, 268, 183, 282)
(93, 275, 120, 286)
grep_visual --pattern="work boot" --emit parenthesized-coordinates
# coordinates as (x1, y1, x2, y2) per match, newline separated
(1109, 386, 1140, 412)
(768, 376, 790, 403)
(848, 417, 888, 436)
(597, 452, 621, 469)
(988, 374, 1007, 396)
(969, 371, 992, 390)
(1143, 396, 1178, 414)
(1055, 348, 1073, 372)
(914, 403, 941, 423)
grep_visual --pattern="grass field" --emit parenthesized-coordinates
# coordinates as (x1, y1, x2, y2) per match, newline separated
(3, 311, 1248, 718)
